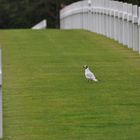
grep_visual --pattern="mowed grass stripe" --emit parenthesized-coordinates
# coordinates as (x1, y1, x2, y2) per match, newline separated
(0, 29, 140, 140)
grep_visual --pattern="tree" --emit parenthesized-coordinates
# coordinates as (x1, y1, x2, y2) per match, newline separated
(0, 0, 81, 29)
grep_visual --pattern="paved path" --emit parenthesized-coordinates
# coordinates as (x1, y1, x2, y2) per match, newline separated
(0, 49, 3, 138)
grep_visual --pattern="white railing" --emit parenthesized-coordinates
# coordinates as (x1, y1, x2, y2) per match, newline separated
(60, 0, 140, 54)
(0, 49, 2, 139)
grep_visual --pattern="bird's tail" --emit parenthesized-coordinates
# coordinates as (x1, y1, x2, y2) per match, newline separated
(94, 78, 98, 82)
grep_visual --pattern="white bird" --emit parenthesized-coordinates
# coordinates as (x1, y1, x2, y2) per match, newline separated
(83, 65, 98, 82)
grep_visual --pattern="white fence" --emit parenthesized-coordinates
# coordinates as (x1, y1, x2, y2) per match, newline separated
(0, 49, 2, 138)
(60, 0, 140, 53)
(32, 19, 47, 30)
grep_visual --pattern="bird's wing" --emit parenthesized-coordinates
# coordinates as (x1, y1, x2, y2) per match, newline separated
(85, 71, 95, 79)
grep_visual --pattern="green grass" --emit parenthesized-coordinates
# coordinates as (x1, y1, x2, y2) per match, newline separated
(0, 29, 140, 140)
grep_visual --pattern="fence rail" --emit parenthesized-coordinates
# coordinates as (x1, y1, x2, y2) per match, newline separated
(60, 0, 140, 53)
(0, 49, 2, 138)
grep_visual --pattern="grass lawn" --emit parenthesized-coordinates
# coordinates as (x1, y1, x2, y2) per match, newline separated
(0, 29, 140, 140)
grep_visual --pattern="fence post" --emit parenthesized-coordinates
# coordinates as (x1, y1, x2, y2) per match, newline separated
(0, 49, 2, 139)
(138, 7, 140, 53)
(88, 0, 92, 31)
(100, 0, 104, 35)
(118, 2, 123, 44)
(127, 4, 133, 49)
(99, 0, 103, 35)
(132, 5, 139, 52)
(122, 3, 128, 46)
(82, 1, 87, 30)
(114, 1, 119, 41)
(101, 0, 105, 35)
(94, 0, 97, 33)
(104, 0, 110, 37)
(91, 0, 94, 32)
(79, 2, 83, 29)
(71, 4, 74, 29)
(109, 1, 115, 39)
(108, 0, 111, 38)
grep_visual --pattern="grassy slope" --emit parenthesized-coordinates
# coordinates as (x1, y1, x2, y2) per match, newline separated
(0, 29, 140, 140)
